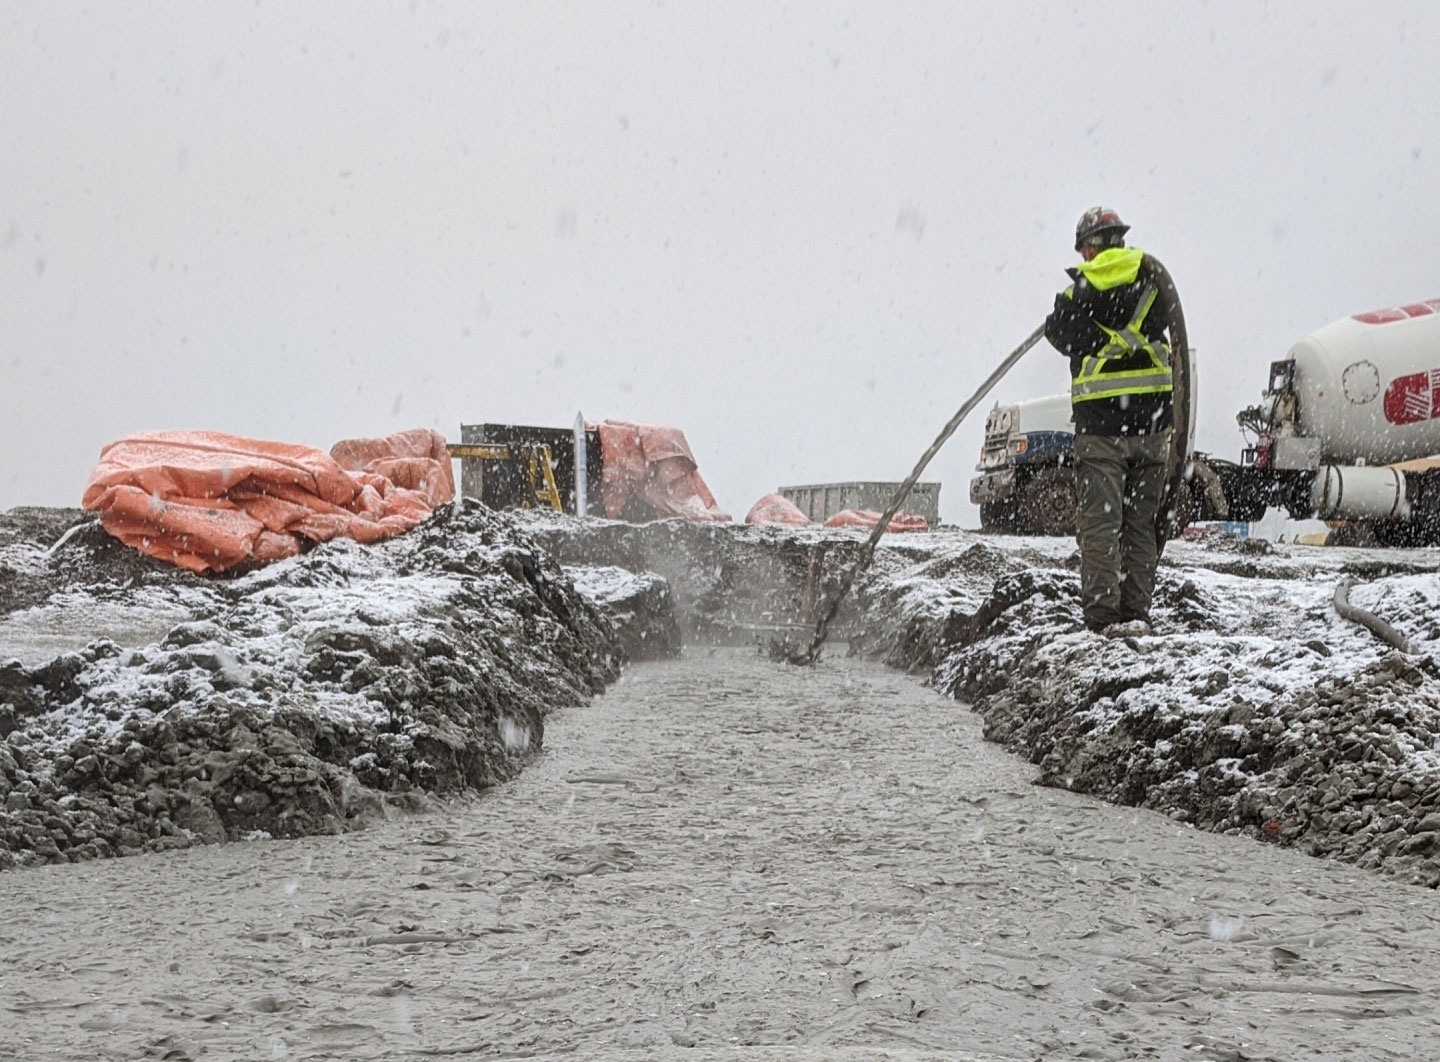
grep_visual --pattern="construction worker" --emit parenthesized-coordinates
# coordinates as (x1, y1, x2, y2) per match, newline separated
(1044, 207, 1178, 636)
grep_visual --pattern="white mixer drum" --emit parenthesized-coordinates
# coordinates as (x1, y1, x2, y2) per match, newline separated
(1289, 299, 1440, 464)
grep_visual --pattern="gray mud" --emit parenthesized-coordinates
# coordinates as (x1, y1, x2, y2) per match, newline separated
(4, 650, 1438, 1061)
(0, 503, 639, 867)
(518, 516, 1440, 890)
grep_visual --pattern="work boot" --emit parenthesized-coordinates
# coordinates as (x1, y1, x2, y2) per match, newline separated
(1102, 619, 1152, 639)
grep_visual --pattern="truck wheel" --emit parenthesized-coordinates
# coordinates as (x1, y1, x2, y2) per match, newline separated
(979, 498, 1018, 533)
(1370, 520, 1419, 548)
(1016, 467, 1076, 536)
(1159, 482, 1197, 539)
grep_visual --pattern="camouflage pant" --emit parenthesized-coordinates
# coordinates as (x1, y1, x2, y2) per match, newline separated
(1074, 432, 1169, 629)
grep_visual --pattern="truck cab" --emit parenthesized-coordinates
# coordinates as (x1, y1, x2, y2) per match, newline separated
(969, 393, 1077, 534)
(970, 385, 1231, 536)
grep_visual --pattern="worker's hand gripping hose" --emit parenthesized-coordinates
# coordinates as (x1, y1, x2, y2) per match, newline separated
(776, 323, 1047, 666)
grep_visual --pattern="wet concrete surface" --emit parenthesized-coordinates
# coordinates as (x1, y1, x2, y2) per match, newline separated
(4, 649, 1439, 1060)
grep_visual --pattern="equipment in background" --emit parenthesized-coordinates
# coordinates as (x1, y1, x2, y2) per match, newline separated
(1239, 300, 1440, 545)
(447, 440, 566, 513)
(970, 393, 1081, 535)
(969, 388, 1238, 537)
(455, 422, 603, 516)
(779, 481, 941, 526)
(573, 412, 589, 521)
(971, 296, 1440, 548)
(451, 419, 728, 523)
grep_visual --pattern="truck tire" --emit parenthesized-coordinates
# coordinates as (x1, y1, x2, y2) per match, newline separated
(1371, 520, 1422, 548)
(1016, 467, 1076, 536)
(1160, 480, 1198, 538)
(979, 498, 1019, 534)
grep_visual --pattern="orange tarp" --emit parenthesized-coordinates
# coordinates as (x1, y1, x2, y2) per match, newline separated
(823, 508, 930, 533)
(744, 493, 810, 526)
(592, 420, 730, 523)
(82, 428, 455, 573)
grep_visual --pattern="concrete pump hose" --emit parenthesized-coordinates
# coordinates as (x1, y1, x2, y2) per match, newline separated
(1334, 576, 1413, 654)
(781, 321, 1047, 666)
(1145, 254, 1190, 547)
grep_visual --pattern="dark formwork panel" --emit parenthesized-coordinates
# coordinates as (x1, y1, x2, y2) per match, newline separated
(459, 423, 604, 516)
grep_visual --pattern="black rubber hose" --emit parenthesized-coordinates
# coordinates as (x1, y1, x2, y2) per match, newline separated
(1334, 577, 1412, 654)
(1144, 253, 1191, 548)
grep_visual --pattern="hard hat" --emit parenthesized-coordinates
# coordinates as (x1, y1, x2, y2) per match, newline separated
(1074, 206, 1130, 252)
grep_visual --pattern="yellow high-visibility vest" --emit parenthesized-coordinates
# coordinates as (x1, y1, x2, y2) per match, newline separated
(1067, 249, 1173, 404)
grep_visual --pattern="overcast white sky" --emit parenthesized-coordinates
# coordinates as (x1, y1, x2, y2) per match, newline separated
(4, 1, 1439, 522)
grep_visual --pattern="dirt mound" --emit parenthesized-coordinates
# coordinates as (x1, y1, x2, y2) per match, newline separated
(519, 512, 872, 643)
(859, 549, 1440, 888)
(0, 508, 182, 618)
(0, 501, 677, 869)
(843, 542, 1033, 670)
(566, 565, 682, 660)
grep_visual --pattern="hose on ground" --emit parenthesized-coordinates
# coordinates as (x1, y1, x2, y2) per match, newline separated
(1334, 576, 1412, 654)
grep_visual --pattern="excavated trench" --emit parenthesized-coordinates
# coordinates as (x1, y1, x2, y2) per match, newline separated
(4, 504, 1440, 896)
(521, 511, 1440, 891)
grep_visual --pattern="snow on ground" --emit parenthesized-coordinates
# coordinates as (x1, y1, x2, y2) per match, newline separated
(564, 564, 682, 660)
(6, 501, 1440, 894)
(848, 528, 1440, 887)
(0, 503, 652, 868)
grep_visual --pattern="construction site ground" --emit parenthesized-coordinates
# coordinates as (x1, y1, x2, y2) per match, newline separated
(5, 647, 1439, 1061)
(6, 506, 1440, 1060)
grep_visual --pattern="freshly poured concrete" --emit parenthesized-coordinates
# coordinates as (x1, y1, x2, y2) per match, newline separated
(4, 650, 1436, 1060)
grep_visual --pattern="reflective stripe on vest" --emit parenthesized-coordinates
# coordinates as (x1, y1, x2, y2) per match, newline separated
(1071, 284, 1174, 403)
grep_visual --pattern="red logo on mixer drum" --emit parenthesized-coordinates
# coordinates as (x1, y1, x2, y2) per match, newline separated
(1383, 369, 1440, 425)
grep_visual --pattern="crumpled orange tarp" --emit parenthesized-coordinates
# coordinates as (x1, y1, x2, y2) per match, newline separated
(592, 420, 729, 523)
(744, 493, 810, 526)
(81, 428, 455, 573)
(823, 508, 929, 533)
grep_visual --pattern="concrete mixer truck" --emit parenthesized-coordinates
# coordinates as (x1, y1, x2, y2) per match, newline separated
(971, 296, 1440, 544)
(1239, 297, 1440, 545)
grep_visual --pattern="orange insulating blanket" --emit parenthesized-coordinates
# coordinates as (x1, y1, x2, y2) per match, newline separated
(592, 420, 730, 523)
(823, 508, 930, 532)
(81, 428, 455, 573)
(744, 493, 810, 526)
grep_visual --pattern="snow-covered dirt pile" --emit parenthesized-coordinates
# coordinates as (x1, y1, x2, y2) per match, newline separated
(14, 497, 1440, 893)
(0, 501, 663, 869)
(519, 512, 876, 642)
(852, 530, 1440, 887)
(565, 565, 681, 661)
